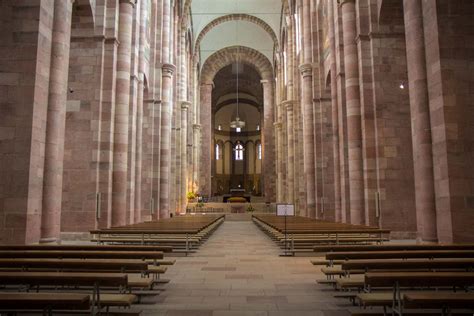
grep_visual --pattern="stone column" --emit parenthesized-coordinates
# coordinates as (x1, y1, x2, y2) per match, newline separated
(180, 101, 190, 213)
(40, 0, 73, 243)
(158, 0, 173, 219)
(199, 83, 213, 197)
(134, 0, 148, 224)
(340, 0, 364, 225)
(329, 0, 342, 222)
(301, 0, 315, 219)
(300, 63, 316, 218)
(192, 124, 201, 193)
(151, 100, 162, 220)
(283, 100, 295, 204)
(403, 0, 437, 241)
(111, 0, 135, 227)
(274, 122, 283, 202)
(261, 79, 275, 203)
(134, 80, 144, 224)
(159, 63, 175, 218)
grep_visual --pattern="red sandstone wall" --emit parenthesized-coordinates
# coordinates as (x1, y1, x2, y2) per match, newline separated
(0, 1, 53, 244)
(424, 0, 474, 242)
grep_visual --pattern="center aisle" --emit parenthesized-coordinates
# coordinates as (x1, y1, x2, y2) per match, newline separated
(140, 221, 350, 316)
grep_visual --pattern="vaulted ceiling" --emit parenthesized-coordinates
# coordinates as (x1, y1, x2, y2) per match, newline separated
(190, 0, 281, 66)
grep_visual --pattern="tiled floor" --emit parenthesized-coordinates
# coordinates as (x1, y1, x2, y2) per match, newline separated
(136, 221, 353, 316)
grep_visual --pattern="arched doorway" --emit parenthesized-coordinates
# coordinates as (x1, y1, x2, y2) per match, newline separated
(211, 63, 263, 199)
(198, 46, 275, 203)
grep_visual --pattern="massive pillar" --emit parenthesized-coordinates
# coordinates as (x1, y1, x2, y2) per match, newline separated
(178, 27, 189, 213)
(192, 124, 201, 193)
(180, 101, 190, 212)
(328, 0, 342, 222)
(284, 100, 295, 204)
(159, 63, 175, 218)
(275, 122, 284, 203)
(135, 81, 144, 223)
(112, 0, 135, 226)
(403, 0, 437, 241)
(300, 0, 316, 219)
(340, 0, 364, 225)
(40, 0, 73, 242)
(199, 83, 213, 197)
(159, 0, 173, 219)
(300, 63, 316, 219)
(261, 79, 275, 203)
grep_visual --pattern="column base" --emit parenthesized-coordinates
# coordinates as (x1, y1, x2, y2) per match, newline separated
(38, 237, 60, 244)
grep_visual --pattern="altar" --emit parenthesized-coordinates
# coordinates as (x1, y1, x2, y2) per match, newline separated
(223, 188, 251, 202)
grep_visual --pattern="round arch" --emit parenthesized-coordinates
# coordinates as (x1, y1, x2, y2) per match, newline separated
(194, 14, 279, 54)
(201, 46, 273, 84)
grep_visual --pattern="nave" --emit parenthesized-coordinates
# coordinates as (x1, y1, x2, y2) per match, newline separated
(137, 220, 347, 316)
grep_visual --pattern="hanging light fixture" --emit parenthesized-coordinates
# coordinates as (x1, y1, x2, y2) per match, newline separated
(230, 20, 245, 130)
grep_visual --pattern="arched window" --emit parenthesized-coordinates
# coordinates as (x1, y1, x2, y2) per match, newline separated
(215, 143, 220, 160)
(257, 143, 262, 160)
(217, 124, 222, 131)
(235, 143, 244, 161)
(256, 124, 260, 131)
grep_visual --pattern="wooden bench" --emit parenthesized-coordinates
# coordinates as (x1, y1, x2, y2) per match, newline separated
(326, 250, 474, 262)
(0, 272, 135, 315)
(0, 292, 90, 316)
(0, 258, 167, 279)
(364, 272, 474, 315)
(0, 250, 164, 262)
(90, 214, 225, 255)
(341, 258, 474, 274)
(335, 275, 365, 291)
(403, 293, 474, 315)
(252, 215, 390, 254)
(355, 292, 474, 315)
(314, 243, 474, 253)
(0, 244, 173, 253)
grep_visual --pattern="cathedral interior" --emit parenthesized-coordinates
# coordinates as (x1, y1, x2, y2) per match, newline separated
(0, 0, 473, 314)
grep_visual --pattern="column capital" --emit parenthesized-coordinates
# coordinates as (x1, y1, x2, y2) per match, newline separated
(180, 100, 191, 110)
(282, 99, 295, 110)
(144, 99, 162, 104)
(193, 124, 201, 130)
(119, 0, 136, 7)
(104, 37, 120, 46)
(339, 0, 355, 6)
(260, 79, 272, 85)
(299, 63, 313, 77)
(162, 63, 176, 77)
(273, 122, 283, 129)
(201, 81, 214, 88)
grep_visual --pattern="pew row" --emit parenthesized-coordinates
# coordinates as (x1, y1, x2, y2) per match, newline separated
(253, 214, 390, 254)
(90, 214, 225, 255)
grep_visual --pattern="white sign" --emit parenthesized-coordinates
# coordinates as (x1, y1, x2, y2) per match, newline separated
(276, 204, 295, 216)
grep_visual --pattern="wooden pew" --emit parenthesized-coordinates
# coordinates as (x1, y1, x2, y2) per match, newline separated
(0, 244, 173, 253)
(0, 250, 164, 262)
(0, 258, 167, 279)
(0, 272, 135, 315)
(252, 215, 390, 254)
(363, 272, 474, 315)
(341, 258, 474, 274)
(403, 293, 474, 316)
(90, 214, 225, 254)
(0, 292, 90, 316)
(325, 250, 474, 262)
(320, 258, 474, 280)
(314, 243, 474, 253)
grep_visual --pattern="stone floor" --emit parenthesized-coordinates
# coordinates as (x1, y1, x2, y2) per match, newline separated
(135, 221, 353, 316)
